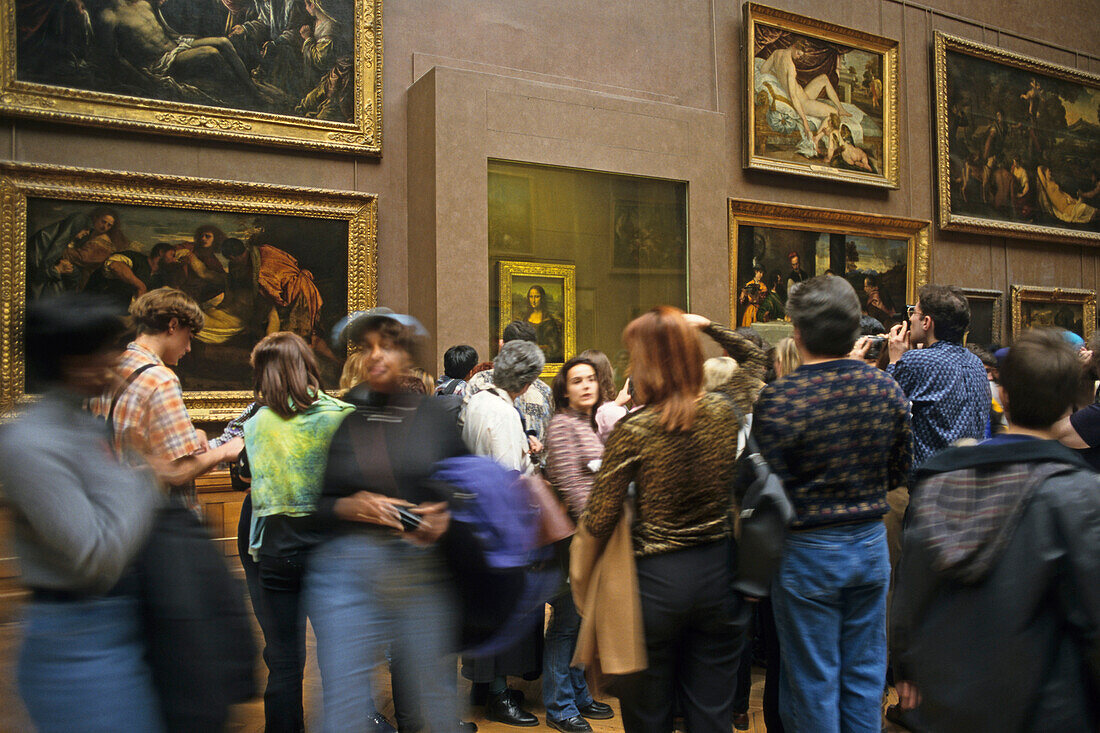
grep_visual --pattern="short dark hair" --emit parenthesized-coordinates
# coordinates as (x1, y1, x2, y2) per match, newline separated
(966, 344, 997, 369)
(1000, 329, 1080, 429)
(787, 275, 861, 357)
(918, 285, 970, 343)
(443, 344, 478, 380)
(149, 242, 175, 259)
(502, 320, 537, 343)
(221, 237, 247, 258)
(551, 356, 600, 428)
(25, 294, 126, 383)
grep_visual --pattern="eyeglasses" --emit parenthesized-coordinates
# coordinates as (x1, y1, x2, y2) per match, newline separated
(906, 305, 918, 318)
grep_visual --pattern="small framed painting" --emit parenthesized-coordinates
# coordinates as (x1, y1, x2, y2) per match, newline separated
(1010, 285, 1096, 341)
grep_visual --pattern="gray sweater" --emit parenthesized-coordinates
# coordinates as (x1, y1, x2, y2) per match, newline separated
(0, 390, 160, 594)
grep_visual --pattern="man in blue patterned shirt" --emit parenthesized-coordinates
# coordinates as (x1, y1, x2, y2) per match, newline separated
(886, 285, 990, 476)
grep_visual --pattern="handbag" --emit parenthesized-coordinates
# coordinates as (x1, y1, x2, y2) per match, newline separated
(722, 393, 796, 598)
(519, 471, 576, 546)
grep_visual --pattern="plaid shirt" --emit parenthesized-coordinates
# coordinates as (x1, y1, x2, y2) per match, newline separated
(91, 343, 204, 505)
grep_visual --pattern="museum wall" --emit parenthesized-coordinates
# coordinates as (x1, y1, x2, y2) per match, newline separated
(5, 0, 1100, 372)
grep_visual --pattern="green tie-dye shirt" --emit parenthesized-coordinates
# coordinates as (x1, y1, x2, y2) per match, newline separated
(244, 391, 354, 517)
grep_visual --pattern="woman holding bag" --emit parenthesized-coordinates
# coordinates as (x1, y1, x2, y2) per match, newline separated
(579, 307, 765, 733)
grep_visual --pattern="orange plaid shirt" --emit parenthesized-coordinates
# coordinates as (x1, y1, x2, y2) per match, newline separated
(91, 342, 204, 467)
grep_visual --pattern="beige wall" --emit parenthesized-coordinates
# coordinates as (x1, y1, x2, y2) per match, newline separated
(8, 0, 1100, 373)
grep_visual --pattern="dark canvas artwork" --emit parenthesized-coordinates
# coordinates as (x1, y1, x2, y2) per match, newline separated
(25, 197, 349, 392)
(16, 0, 356, 121)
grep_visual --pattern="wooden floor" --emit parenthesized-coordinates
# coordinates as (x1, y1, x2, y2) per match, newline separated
(0, 588, 901, 733)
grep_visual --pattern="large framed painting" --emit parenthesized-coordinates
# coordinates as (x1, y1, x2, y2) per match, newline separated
(729, 200, 929, 330)
(743, 3, 899, 189)
(959, 288, 1004, 347)
(611, 198, 687, 273)
(0, 163, 377, 420)
(0, 0, 382, 154)
(498, 260, 576, 379)
(1010, 285, 1096, 340)
(934, 33, 1100, 243)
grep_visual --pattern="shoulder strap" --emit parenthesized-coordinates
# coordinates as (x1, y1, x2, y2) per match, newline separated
(105, 362, 157, 435)
(440, 378, 461, 396)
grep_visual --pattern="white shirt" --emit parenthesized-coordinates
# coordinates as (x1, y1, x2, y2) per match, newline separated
(461, 388, 532, 473)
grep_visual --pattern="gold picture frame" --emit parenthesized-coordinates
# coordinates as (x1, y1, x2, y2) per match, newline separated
(743, 3, 900, 189)
(934, 33, 1100, 243)
(498, 260, 576, 379)
(728, 199, 930, 329)
(0, 0, 382, 154)
(959, 287, 1004, 346)
(1, 162, 377, 420)
(1010, 285, 1096, 341)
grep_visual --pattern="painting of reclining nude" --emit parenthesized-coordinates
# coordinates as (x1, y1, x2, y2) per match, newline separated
(935, 33, 1100, 243)
(1, 164, 377, 419)
(2, 0, 381, 152)
(744, 4, 899, 188)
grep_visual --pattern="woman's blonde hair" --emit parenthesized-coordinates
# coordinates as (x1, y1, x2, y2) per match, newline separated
(339, 350, 366, 389)
(251, 332, 324, 418)
(774, 337, 802, 379)
(702, 356, 739, 392)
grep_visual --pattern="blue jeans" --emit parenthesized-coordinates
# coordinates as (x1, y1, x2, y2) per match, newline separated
(307, 531, 460, 733)
(19, 596, 164, 733)
(772, 521, 889, 733)
(542, 590, 593, 721)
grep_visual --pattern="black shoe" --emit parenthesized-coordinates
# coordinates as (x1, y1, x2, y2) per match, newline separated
(458, 722, 478, 733)
(732, 712, 750, 730)
(547, 716, 593, 733)
(577, 701, 614, 720)
(485, 693, 538, 727)
(368, 713, 398, 733)
(471, 684, 524, 707)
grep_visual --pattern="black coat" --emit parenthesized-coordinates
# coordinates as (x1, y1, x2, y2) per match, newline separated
(890, 439, 1100, 732)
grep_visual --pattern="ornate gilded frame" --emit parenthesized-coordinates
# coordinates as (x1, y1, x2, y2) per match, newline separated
(743, 3, 900, 189)
(498, 260, 576, 379)
(728, 199, 930, 327)
(0, 0, 382, 154)
(934, 33, 1100, 243)
(0, 162, 377, 420)
(959, 287, 1004, 346)
(1010, 285, 1096, 341)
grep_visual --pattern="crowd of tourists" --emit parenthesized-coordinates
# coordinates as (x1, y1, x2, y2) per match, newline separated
(1, 276, 1098, 733)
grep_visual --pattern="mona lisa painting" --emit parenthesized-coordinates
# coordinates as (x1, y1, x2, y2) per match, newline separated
(498, 260, 576, 377)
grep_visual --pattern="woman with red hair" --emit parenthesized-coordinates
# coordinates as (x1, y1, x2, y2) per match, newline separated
(580, 307, 766, 733)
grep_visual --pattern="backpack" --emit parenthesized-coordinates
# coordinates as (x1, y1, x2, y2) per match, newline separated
(432, 455, 561, 657)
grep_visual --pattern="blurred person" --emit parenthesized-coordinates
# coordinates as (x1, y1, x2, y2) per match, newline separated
(241, 332, 353, 733)
(580, 348, 632, 442)
(541, 356, 616, 732)
(751, 276, 911, 732)
(886, 285, 989, 477)
(702, 356, 738, 392)
(460, 339, 546, 725)
(0, 294, 163, 732)
(436, 344, 479, 396)
(307, 310, 466, 733)
(467, 320, 554, 460)
(90, 287, 242, 510)
(891, 329, 1100, 732)
(967, 344, 1006, 436)
(772, 337, 801, 379)
(580, 308, 765, 733)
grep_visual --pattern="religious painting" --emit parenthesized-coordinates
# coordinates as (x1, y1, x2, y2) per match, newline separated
(744, 3, 900, 189)
(729, 200, 930, 330)
(935, 33, 1100, 243)
(498, 261, 576, 378)
(611, 198, 687, 273)
(1010, 285, 1096, 341)
(960, 288, 1004, 347)
(0, 163, 377, 420)
(0, 0, 382, 153)
(488, 171, 534, 254)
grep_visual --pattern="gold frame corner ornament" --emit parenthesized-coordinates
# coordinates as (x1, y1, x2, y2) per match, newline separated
(0, 162, 378, 421)
(497, 260, 576, 380)
(742, 3, 901, 190)
(727, 199, 931, 328)
(933, 32, 1100, 244)
(0, 0, 383, 155)
(1009, 285, 1096, 341)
